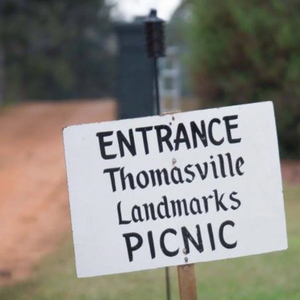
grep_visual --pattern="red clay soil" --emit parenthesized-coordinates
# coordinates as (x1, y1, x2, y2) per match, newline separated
(0, 100, 299, 287)
(0, 100, 116, 287)
(281, 160, 300, 186)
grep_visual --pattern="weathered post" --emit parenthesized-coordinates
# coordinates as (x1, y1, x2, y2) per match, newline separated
(177, 264, 197, 300)
(115, 18, 154, 119)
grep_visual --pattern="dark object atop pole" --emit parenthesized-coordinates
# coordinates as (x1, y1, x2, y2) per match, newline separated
(144, 9, 165, 114)
(144, 9, 166, 58)
(144, 9, 170, 300)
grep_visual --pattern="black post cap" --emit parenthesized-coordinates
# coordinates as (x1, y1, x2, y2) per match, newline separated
(144, 9, 166, 58)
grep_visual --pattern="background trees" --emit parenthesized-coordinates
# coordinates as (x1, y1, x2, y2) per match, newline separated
(189, 0, 300, 157)
(0, 0, 115, 102)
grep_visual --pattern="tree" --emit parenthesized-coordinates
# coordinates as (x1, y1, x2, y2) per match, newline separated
(189, 0, 300, 157)
(0, 0, 115, 101)
(166, 1, 194, 97)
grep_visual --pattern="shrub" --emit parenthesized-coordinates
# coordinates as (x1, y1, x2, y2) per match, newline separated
(189, 0, 300, 157)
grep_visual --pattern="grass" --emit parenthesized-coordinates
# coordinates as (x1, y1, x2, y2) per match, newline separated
(0, 186, 299, 300)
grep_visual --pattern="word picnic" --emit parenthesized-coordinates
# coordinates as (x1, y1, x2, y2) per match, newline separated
(123, 220, 237, 262)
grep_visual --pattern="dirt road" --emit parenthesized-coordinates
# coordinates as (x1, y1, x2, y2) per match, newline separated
(0, 100, 116, 286)
(0, 100, 299, 287)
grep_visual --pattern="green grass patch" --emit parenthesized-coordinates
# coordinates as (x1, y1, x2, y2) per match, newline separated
(1, 186, 299, 300)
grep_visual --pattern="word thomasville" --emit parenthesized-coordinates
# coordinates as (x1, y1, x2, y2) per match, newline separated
(96, 114, 244, 262)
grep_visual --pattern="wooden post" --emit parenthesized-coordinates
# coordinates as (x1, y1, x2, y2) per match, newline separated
(177, 264, 198, 300)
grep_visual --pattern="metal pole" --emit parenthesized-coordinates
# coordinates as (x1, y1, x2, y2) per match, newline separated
(153, 58, 160, 115)
(145, 9, 170, 300)
(153, 56, 171, 300)
(166, 266, 171, 300)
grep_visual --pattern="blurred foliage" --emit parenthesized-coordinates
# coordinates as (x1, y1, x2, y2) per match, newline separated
(0, 0, 115, 101)
(189, 0, 300, 158)
(165, 1, 194, 97)
(166, 1, 189, 47)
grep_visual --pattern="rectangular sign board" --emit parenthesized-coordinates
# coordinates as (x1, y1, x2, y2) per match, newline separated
(63, 101, 287, 278)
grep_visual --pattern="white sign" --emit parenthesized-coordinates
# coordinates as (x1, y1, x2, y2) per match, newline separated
(63, 101, 287, 278)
